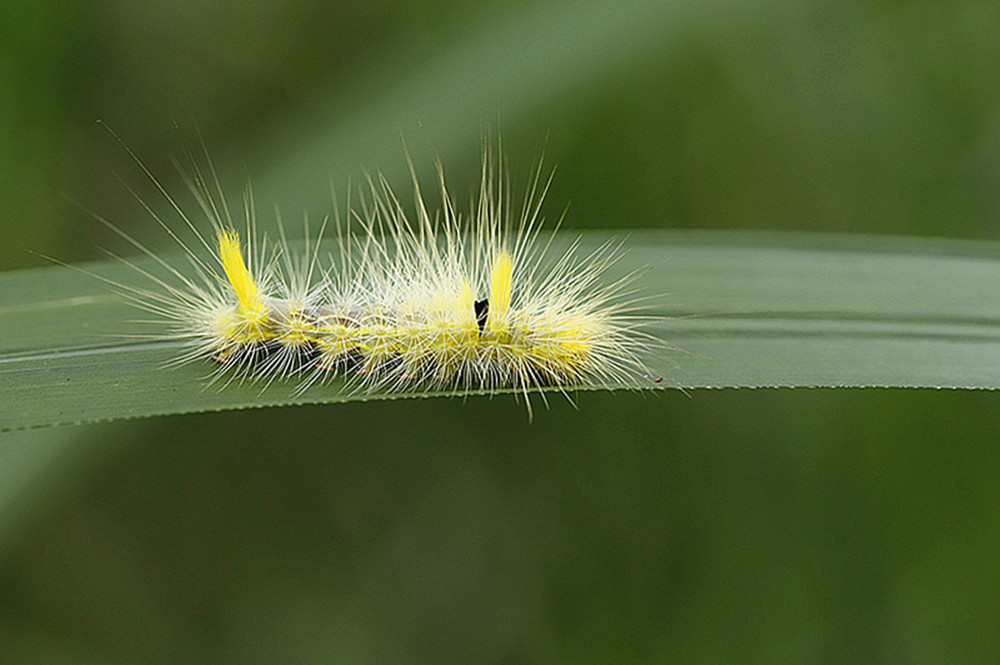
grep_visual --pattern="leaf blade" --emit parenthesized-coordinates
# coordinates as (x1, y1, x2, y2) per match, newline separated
(2, 230, 999, 431)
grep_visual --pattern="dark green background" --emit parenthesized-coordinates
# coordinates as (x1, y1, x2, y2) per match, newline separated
(2, 1, 999, 662)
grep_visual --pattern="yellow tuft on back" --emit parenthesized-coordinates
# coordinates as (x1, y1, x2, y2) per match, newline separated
(218, 229, 263, 316)
(215, 228, 272, 348)
(486, 251, 513, 331)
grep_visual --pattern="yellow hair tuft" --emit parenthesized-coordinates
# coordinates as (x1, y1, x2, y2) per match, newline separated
(217, 229, 263, 315)
(486, 251, 513, 331)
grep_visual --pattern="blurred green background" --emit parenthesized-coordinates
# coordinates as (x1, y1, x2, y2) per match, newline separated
(2, 0, 1000, 662)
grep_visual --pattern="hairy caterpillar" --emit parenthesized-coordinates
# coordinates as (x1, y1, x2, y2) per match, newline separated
(96, 135, 655, 406)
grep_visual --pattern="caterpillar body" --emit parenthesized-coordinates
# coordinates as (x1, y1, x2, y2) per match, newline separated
(106, 139, 653, 403)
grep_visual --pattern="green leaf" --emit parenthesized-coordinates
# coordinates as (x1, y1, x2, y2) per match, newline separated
(2, 230, 999, 432)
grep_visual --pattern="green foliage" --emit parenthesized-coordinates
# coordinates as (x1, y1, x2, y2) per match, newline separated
(4, 231, 1000, 431)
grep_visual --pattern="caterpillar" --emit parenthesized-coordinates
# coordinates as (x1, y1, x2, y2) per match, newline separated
(98, 135, 655, 405)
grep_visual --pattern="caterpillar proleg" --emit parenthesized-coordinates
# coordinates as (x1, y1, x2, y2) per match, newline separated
(97, 135, 656, 406)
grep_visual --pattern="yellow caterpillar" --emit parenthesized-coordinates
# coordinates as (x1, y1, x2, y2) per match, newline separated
(108, 139, 653, 402)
